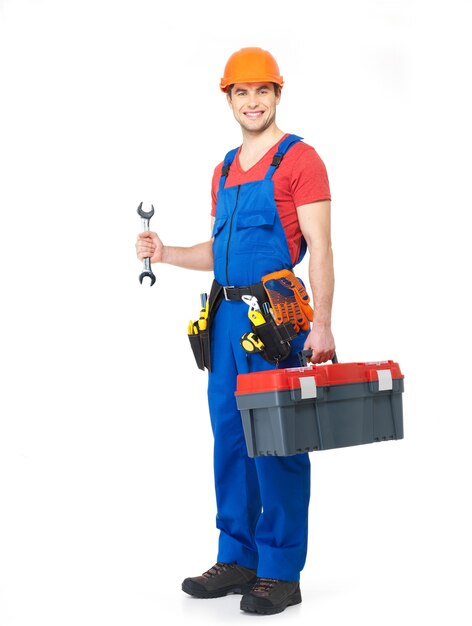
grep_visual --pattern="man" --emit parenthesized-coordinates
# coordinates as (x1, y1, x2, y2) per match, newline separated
(136, 47, 335, 615)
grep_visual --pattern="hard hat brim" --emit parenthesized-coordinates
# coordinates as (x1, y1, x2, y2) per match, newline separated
(220, 75, 284, 92)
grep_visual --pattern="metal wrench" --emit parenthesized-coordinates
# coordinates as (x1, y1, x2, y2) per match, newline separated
(137, 202, 156, 286)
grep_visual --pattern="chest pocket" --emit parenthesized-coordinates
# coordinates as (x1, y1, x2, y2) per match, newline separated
(236, 206, 276, 230)
(233, 179, 278, 251)
(234, 203, 278, 253)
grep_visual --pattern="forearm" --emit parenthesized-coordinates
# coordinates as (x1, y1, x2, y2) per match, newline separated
(161, 240, 214, 271)
(308, 243, 334, 328)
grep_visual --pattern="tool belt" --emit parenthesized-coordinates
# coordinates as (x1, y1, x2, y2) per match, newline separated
(187, 272, 314, 370)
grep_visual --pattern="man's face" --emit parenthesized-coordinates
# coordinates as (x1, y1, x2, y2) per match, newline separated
(227, 83, 281, 134)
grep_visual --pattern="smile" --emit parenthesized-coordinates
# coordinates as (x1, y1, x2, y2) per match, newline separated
(244, 111, 264, 118)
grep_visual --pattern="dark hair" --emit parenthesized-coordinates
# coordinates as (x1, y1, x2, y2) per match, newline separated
(227, 83, 280, 99)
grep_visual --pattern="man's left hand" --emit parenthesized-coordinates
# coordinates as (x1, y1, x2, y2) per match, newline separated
(303, 326, 336, 364)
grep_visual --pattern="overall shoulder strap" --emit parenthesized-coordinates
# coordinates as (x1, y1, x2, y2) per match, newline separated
(218, 147, 239, 192)
(264, 134, 303, 180)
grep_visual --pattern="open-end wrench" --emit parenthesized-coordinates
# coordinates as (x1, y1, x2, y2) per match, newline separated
(137, 202, 156, 286)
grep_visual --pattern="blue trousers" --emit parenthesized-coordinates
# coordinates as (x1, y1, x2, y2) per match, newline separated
(207, 299, 311, 582)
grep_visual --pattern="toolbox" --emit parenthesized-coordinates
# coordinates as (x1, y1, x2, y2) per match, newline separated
(235, 359, 404, 457)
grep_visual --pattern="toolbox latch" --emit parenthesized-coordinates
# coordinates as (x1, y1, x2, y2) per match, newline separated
(299, 376, 317, 399)
(376, 369, 393, 391)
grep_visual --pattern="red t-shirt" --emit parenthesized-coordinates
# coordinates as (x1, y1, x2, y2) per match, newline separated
(211, 134, 331, 265)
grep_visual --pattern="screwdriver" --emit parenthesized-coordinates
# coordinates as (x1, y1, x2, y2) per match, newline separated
(198, 293, 209, 331)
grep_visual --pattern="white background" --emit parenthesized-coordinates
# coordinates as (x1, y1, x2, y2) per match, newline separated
(1, 0, 471, 624)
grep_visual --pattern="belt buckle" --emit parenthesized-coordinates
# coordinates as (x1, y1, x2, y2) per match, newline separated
(223, 285, 235, 301)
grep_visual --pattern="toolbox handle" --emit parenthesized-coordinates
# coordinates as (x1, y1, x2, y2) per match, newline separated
(298, 349, 338, 367)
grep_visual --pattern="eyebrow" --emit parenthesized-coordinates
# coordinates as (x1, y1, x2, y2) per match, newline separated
(235, 85, 271, 93)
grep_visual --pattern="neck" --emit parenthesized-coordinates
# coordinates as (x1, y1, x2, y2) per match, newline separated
(241, 124, 285, 155)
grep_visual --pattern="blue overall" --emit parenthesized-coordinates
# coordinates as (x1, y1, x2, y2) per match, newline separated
(208, 134, 311, 582)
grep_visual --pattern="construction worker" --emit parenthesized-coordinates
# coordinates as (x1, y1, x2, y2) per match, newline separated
(136, 47, 335, 615)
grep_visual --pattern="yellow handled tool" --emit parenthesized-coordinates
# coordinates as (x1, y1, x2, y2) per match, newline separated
(242, 295, 267, 327)
(197, 293, 209, 331)
(248, 309, 266, 326)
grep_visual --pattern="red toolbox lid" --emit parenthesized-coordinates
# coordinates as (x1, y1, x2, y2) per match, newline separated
(235, 361, 404, 395)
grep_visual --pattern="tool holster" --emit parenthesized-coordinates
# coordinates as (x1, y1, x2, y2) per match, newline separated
(209, 279, 298, 366)
(188, 273, 311, 370)
(248, 317, 297, 364)
(188, 328, 211, 371)
(187, 280, 224, 372)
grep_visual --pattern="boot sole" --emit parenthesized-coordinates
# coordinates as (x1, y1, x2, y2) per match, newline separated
(240, 589, 302, 614)
(182, 578, 256, 599)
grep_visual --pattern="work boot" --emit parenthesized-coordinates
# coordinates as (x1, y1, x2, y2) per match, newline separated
(240, 577, 302, 615)
(181, 562, 257, 599)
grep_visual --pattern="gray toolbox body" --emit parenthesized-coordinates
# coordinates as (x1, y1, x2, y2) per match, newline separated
(235, 360, 404, 457)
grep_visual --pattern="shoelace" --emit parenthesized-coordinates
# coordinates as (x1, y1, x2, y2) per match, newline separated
(252, 577, 278, 595)
(202, 562, 233, 579)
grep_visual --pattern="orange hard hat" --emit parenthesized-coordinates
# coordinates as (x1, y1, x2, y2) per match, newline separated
(220, 47, 284, 93)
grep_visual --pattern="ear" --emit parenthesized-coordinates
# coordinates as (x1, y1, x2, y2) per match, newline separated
(226, 93, 233, 108)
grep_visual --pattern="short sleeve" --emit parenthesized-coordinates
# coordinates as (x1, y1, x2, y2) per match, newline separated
(211, 162, 224, 216)
(290, 146, 331, 207)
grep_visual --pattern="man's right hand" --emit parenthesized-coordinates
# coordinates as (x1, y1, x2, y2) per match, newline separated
(136, 231, 164, 264)
(135, 233, 214, 272)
